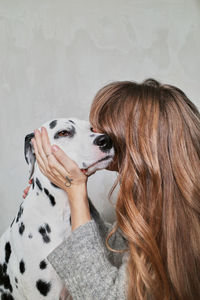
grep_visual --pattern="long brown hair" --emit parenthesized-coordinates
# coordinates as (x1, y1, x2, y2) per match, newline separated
(89, 79, 200, 300)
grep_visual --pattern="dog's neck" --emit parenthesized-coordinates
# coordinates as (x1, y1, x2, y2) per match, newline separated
(28, 163, 69, 207)
(21, 163, 72, 246)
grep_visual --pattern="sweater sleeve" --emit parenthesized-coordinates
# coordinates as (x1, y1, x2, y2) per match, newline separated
(86, 198, 129, 268)
(47, 219, 129, 300)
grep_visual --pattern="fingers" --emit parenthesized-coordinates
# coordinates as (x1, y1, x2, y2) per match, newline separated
(41, 127, 52, 157)
(51, 145, 79, 174)
(40, 127, 78, 176)
(33, 128, 64, 176)
(24, 186, 30, 194)
(31, 126, 86, 190)
(47, 153, 71, 179)
(34, 129, 49, 167)
(32, 127, 71, 184)
(50, 146, 87, 186)
(31, 137, 46, 174)
(23, 185, 31, 199)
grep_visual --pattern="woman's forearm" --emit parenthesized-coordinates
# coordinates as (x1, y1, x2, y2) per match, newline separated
(66, 184, 91, 231)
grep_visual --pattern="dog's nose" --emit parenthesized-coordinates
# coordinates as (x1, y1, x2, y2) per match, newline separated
(93, 134, 113, 152)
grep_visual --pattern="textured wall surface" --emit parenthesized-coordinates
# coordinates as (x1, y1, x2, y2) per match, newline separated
(0, 0, 200, 235)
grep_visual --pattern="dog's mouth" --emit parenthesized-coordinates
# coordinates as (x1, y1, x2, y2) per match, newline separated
(81, 155, 113, 175)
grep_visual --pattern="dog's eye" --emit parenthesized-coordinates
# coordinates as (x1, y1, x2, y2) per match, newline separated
(54, 126, 76, 139)
(54, 127, 75, 140)
(58, 130, 70, 137)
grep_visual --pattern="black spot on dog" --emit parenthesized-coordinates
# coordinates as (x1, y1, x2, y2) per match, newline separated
(70, 125, 76, 137)
(32, 178, 35, 189)
(19, 260, 25, 274)
(1, 292, 14, 300)
(36, 178, 43, 191)
(28, 233, 33, 239)
(48, 194, 56, 206)
(50, 182, 61, 189)
(69, 215, 71, 226)
(14, 278, 18, 284)
(38, 226, 51, 243)
(36, 279, 51, 296)
(44, 188, 56, 206)
(3, 264, 7, 274)
(36, 192, 39, 196)
(10, 218, 15, 228)
(44, 188, 49, 196)
(45, 224, 51, 233)
(16, 205, 23, 223)
(49, 120, 57, 129)
(19, 222, 25, 235)
(0, 264, 4, 284)
(0, 265, 13, 293)
(39, 260, 47, 270)
(68, 120, 75, 124)
(4, 275, 13, 293)
(15, 284, 18, 289)
(5, 243, 11, 264)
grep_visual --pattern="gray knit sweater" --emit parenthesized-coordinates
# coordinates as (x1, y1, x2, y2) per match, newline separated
(47, 199, 129, 299)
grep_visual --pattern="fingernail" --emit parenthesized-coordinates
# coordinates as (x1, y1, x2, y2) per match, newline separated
(52, 145, 59, 152)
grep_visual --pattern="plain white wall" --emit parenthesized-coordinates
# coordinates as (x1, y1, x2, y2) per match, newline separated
(0, 0, 200, 235)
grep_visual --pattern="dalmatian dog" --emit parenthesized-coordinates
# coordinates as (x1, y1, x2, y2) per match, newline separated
(0, 118, 114, 300)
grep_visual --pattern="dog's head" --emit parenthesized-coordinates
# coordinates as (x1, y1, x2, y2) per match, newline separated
(24, 118, 115, 180)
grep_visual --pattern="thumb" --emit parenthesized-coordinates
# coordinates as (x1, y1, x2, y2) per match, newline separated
(51, 145, 78, 170)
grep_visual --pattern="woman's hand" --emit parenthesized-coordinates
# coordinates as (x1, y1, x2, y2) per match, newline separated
(31, 127, 88, 198)
(22, 179, 32, 198)
(31, 127, 91, 230)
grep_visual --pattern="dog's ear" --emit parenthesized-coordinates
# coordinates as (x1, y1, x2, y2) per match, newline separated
(24, 132, 36, 180)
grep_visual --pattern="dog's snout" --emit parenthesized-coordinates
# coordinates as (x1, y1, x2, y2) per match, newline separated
(93, 134, 113, 152)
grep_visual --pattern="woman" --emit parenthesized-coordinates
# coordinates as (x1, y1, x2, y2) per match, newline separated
(26, 79, 200, 300)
